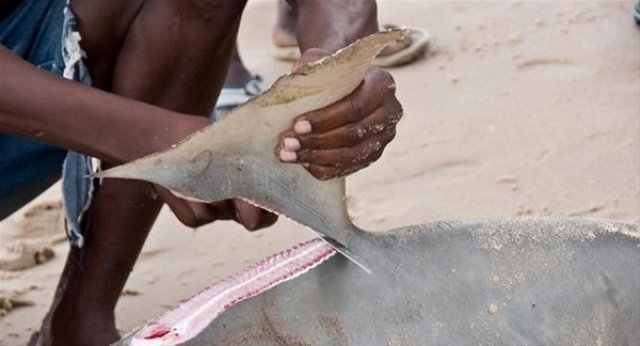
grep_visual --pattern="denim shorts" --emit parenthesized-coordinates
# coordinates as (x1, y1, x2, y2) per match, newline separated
(1, 0, 95, 247)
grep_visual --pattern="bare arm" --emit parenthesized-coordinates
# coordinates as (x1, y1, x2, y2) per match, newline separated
(0, 46, 208, 163)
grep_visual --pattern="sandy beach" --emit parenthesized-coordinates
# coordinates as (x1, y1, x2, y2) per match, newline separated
(1, 1, 639, 344)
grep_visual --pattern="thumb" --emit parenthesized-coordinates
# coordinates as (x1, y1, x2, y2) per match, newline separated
(292, 48, 331, 72)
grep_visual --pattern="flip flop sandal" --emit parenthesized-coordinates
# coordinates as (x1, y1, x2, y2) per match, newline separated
(212, 75, 267, 121)
(374, 25, 430, 67)
(271, 26, 430, 68)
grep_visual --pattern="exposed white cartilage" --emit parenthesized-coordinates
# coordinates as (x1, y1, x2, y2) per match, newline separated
(131, 238, 336, 346)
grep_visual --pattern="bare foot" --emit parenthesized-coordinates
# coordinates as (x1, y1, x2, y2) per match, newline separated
(273, 23, 414, 58)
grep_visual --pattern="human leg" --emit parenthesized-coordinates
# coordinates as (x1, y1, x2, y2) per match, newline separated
(42, 1, 247, 345)
(214, 44, 266, 118)
(273, 0, 298, 49)
(270, 0, 424, 67)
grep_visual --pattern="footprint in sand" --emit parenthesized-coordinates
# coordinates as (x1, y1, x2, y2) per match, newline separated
(0, 287, 37, 317)
(0, 200, 66, 271)
(0, 242, 55, 271)
(15, 200, 66, 243)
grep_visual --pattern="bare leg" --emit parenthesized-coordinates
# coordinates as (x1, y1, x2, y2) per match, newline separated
(220, 0, 294, 113)
(42, 1, 247, 345)
(271, 0, 410, 56)
(273, 0, 298, 48)
(224, 44, 253, 88)
(48, 179, 163, 345)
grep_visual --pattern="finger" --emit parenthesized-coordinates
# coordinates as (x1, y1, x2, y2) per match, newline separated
(296, 128, 395, 167)
(155, 187, 196, 226)
(305, 161, 372, 181)
(292, 88, 377, 135)
(233, 199, 278, 231)
(208, 200, 236, 221)
(156, 187, 218, 228)
(255, 210, 278, 230)
(296, 102, 401, 150)
(275, 129, 300, 163)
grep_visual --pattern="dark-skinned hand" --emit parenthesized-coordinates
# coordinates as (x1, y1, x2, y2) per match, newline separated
(156, 186, 278, 231)
(276, 48, 403, 180)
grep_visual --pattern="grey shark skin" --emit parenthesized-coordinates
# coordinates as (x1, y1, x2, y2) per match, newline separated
(185, 219, 640, 345)
(102, 31, 640, 345)
(115, 218, 639, 345)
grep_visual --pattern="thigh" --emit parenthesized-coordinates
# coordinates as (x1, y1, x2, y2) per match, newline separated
(110, 0, 247, 115)
(61, 0, 248, 241)
(72, 0, 246, 116)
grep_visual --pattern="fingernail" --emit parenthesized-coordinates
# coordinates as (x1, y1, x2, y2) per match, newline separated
(294, 120, 312, 134)
(283, 137, 301, 151)
(279, 149, 297, 162)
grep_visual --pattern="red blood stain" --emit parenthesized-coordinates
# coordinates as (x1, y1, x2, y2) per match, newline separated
(144, 328, 171, 339)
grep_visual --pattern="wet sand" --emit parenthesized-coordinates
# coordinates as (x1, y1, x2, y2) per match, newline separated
(1, 1, 638, 344)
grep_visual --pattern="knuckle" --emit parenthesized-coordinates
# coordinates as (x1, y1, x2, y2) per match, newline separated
(367, 122, 387, 136)
(381, 73, 396, 95)
(367, 67, 386, 82)
(385, 73, 397, 90)
(384, 127, 396, 140)
(387, 105, 404, 125)
(346, 123, 366, 143)
(340, 149, 356, 164)
(368, 68, 395, 96)
(298, 135, 314, 148)
(371, 152, 383, 163)
(349, 96, 367, 121)
(309, 166, 331, 180)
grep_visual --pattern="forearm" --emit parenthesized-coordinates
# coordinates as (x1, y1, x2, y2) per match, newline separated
(288, 0, 378, 52)
(0, 46, 207, 163)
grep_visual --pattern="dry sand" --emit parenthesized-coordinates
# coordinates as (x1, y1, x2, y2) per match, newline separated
(1, 1, 639, 344)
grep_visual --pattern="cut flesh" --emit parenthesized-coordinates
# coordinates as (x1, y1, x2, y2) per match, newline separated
(130, 239, 335, 346)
